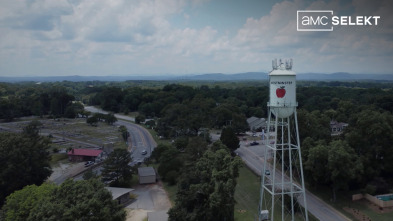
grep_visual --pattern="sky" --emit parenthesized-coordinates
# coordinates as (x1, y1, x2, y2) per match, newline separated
(0, 0, 392, 77)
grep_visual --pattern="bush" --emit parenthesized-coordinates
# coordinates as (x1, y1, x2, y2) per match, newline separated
(363, 184, 376, 195)
(135, 114, 146, 124)
(165, 170, 179, 186)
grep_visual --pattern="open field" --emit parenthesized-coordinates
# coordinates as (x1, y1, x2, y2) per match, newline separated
(0, 118, 126, 153)
(234, 165, 319, 221)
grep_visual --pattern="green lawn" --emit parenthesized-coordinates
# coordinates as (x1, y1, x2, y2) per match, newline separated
(50, 153, 68, 166)
(234, 165, 318, 221)
(234, 165, 261, 220)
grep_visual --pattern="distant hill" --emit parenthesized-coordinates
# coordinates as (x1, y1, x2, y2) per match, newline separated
(297, 72, 393, 81)
(1, 72, 393, 82)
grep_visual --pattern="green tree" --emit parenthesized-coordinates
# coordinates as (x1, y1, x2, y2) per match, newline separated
(27, 179, 125, 221)
(327, 140, 363, 201)
(173, 137, 188, 151)
(101, 149, 133, 187)
(104, 113, 117, 125)
(86, 116, 98, 126)
(185, 136, 208, 162)
(345, 109, 393, 180)
(2, 184, 56, 221)
(0, 131, 52, 206)
(22, 120, 43, 137)
(157, 146, 182, 182)
(168, 141, 242, 221)
(220, 127, 239, 153)
(135, 114, 146, 124)
(83, 168, 99, 180)
(304, 143, 330, 186)
(118, 125, 128, 142)
(151, 144, 170, 162)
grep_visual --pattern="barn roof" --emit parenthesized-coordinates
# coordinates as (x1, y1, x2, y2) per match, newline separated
(67, 148, 102, 157)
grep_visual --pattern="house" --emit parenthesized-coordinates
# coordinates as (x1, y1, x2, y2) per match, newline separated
(67, 148, 103, 162)
(247, 117, 266, 132)
(138, 167, 157, 184)
(330, 120, 348, 136)
(105, 187, 134, 205)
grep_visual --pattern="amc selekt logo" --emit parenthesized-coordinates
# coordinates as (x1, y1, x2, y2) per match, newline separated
(297, 10, 381, 31)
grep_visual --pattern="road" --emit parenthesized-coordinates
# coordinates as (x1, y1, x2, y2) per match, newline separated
(84, 106, 157, 163)
(84, 106, 135, 122)
(235, 143, 350, 221)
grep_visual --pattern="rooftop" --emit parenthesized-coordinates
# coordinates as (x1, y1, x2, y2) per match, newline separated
(105, 187, 134, 200)
(138, 167, 156, 177)
(67, 148, 103, 157)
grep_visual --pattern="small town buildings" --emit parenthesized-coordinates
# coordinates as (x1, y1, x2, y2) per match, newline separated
(330, 120, 348, 136)
(247, 117, 266, 132)
(105, 187, 134, 205)
(138, 167, 157, 184)
(67, 148, 103, 162)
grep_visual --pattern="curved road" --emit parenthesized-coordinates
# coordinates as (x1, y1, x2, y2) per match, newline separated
(84, 106, 157, 163)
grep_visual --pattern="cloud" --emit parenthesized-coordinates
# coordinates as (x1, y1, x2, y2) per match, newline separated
(225, 0, 393, 73)
(0, 0, 73, 31)
(0, 0, 392, 76)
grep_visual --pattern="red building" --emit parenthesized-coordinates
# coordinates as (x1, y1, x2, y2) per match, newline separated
(68, 148, 103, 162)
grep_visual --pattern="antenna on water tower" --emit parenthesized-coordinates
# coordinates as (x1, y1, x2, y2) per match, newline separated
(258, 58, 309, 221)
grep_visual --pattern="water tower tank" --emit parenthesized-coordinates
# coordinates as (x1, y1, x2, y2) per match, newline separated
(269, 59, 297, 118)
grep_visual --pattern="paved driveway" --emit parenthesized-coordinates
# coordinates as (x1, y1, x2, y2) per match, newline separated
(126, 182, 172, 221)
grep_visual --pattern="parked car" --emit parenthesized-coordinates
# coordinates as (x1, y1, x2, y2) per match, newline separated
(250, 141, 259, 146)
(84, 161, 94, 167)
(265, 170, 270, 175)
(141, 150, 147, 155)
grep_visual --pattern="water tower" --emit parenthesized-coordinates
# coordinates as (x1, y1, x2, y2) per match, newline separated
(258, 59, 308, 221)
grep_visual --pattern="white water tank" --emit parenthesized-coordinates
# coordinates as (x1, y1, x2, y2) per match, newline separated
(269, 59, 297, 118)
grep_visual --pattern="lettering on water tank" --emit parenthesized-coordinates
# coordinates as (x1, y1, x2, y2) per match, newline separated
(270, 81, 293, 85)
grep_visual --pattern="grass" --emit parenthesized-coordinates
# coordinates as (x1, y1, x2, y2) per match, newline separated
(162, 181, 177, 205)
(234, 165, 261, 220)
(349, 199, 393, 221)
(50, 153, 68, 166)
(308, 185, 393, 221)
(234, 164, 319, 221)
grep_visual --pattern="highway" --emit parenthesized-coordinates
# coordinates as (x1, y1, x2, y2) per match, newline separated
(84, 106, 156, 163)
(235, 144, 350, 221)
(116, 119, 156, 162)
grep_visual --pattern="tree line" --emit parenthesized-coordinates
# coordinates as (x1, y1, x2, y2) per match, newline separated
(1, 80, 393, 212)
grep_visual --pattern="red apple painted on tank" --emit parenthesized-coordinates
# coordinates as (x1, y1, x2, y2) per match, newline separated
(276, 86, 286, 98)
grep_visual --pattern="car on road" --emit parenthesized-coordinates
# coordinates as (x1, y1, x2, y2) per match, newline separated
(250, 141, 259, 146)
(265, 169, 270, 175)
(141, 149, 147, 155)
(84, 161, 94, 167)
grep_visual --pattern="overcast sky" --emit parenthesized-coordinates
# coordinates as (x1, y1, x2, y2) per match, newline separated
(0, 0, 392, 77)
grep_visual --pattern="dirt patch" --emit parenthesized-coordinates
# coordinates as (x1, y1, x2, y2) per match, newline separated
(126, 181, 171, 220)
(150, 182, 172, 210)
(343, 207, 371, 221)
(125, 208, 149, 221)
(48, 162, 84, 181)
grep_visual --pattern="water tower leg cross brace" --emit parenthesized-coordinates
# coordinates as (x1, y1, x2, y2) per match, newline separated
(258, 59, 308, 221)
